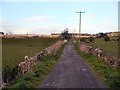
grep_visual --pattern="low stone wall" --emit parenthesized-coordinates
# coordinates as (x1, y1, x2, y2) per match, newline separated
(2, 40, 67, 88)
(18, 40, 67, 76)
(79, 42, 120, 69)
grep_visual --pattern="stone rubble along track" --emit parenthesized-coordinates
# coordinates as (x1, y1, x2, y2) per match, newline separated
(40, 39, 105, 88)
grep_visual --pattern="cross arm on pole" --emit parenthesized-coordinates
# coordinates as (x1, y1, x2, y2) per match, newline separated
(76, 11, 85, 13)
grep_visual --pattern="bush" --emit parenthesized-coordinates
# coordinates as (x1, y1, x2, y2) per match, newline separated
(117, 38, 120, 41)
(89, 37, 94, 42)
(64, 35, 68, 39)
(24, 76, 33, 81)
(3, 65, 21, 83)
(104, 36, 110, 41)
(80, 38, 86, 42)
(34, 70, 39, 74)
(34, 73, 40, 77)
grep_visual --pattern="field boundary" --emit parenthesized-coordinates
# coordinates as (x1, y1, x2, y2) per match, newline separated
(78, 42, 120, 69)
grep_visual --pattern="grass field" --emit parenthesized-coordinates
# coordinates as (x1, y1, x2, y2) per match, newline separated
(2, 38, 62, 68)
(86, 38, 118, 57)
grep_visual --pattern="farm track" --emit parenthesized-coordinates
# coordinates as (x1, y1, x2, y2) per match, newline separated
(39, 39, 105, 88)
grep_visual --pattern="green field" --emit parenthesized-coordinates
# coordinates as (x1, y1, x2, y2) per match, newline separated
(2, 38, 62, 68)
(86, 38, 118, 57)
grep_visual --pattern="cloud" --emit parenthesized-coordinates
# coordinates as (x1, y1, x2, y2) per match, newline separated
(68, 24, 117, 34)
(68, 24, 100, 34)
(0, 20, 15, 33)
(14, 16, 53, 27)
(23, 16, 52, 22)
(32, 24, 67, 34)
(103, 26, 118, 31)
(0, 19, 33, 34)
(12, 27, 32, 34)
(100, 19, 115, 24)
(0, 16, 118, 35)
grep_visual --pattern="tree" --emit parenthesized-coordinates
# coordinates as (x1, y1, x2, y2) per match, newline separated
(0, 32, 4, 35)
(117, 38, 120, 41)
(61, 28, 70, 39)
(89, 37, 94, 42)
(104, 36, 110, 41)
(80, 38, 86, 42)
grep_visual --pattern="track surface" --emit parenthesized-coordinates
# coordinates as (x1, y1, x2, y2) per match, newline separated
(40, 39, 105, 88)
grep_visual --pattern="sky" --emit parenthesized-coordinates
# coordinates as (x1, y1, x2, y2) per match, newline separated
(0, 0, 119, 35)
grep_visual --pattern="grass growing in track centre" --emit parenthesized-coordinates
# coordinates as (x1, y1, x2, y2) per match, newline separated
(2, 38, 62, 68)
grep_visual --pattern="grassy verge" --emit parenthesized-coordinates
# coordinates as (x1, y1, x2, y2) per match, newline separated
(73, 42, 120, 88)
(3, 42, 67, 89)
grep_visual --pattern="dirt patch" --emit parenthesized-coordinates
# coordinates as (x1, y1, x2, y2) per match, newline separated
(27, 44, 48, 47)
(79, 43, 90, 53)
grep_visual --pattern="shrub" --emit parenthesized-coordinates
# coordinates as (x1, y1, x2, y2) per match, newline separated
(34, 70, 39, 74)
(80, 38, 86, 42)
(24, 76, 33, 81)
(3, 65, 21, 83)
(117, 38, 120, 41)
(104, 36, 110, 41)
(89, 37, 94, 42)
(34, 73, 40, 77)
(64, 35, 68, 39)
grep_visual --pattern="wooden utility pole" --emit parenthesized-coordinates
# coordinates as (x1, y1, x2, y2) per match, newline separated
(76, 11, 85, 42)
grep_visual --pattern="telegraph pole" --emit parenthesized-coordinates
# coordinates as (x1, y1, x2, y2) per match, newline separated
(76, 11, 85, 42)
(73, 29, 76, 39)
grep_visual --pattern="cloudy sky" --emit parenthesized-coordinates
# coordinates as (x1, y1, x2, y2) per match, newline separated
(0, 0, 119, 35)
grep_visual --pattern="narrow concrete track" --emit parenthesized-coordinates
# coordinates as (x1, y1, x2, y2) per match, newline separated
(40, 39, 105, 88)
